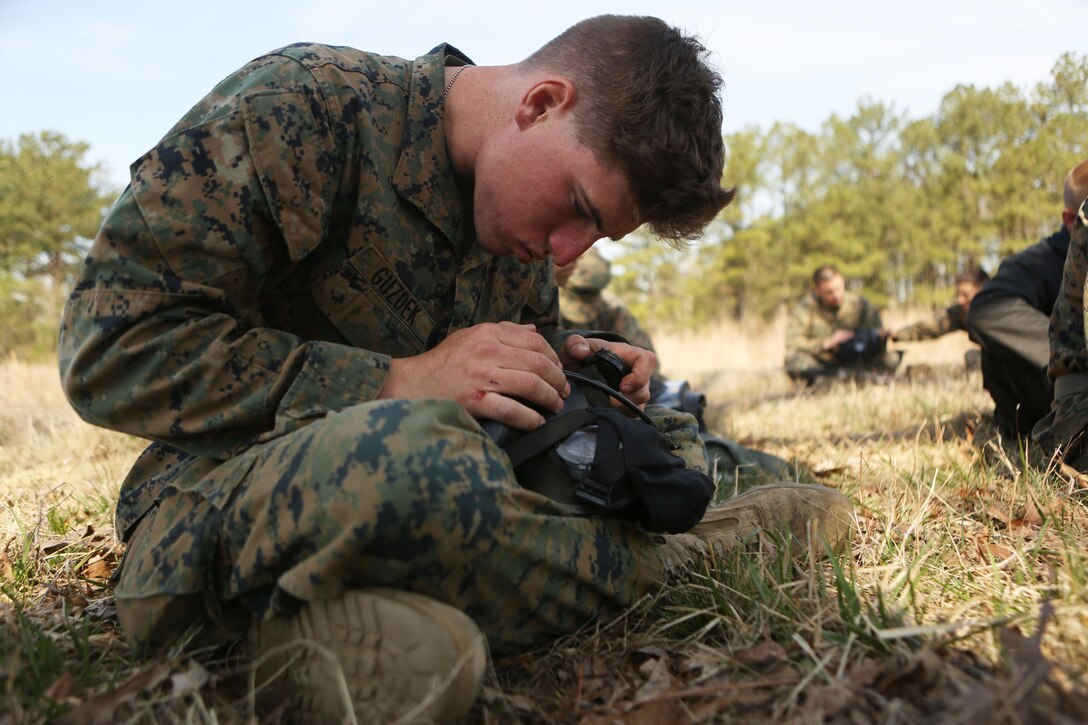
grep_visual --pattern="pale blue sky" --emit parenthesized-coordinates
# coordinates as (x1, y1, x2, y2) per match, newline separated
(1, 0, 1082, 188)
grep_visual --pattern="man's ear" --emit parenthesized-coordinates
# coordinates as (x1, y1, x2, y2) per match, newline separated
(1063, 207, 1076, 229)
(514, 79, 575, 130)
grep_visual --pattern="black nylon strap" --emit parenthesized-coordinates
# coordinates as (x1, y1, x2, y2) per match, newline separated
(503, 408, 597, 469)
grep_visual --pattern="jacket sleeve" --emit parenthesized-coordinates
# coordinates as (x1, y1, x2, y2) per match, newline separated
(895, 306, 962, 341)
(58, 54, 389, 461)
(785, 298, 823, 357)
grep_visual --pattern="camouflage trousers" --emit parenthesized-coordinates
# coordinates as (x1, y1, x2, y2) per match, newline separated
(114, 399, 705, 655)
(1032, 387, 1088, 472)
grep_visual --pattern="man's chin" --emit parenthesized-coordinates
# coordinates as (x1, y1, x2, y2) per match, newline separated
(474, 235, 506, 258)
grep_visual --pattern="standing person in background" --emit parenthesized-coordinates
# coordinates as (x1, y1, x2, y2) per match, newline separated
(966, 161, 1088, 438)
(784, 264, 900, 385)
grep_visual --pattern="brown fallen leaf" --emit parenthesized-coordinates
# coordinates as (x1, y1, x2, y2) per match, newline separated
(999, 599, 1054, 707)
(80, 557, 112, 581)
(845, 657, 883, 689)
(734, 640, 789, 667)
(56, 661, 172, 725)
(803, 682, 854, 717)
(0, 550, 12, 583)
(985, 503, 1029, 529)
(41, 540, 69, 555)
(46, 669, 77, 700)
(677, 650, 725, 683)
(633, 655, 673, 704)
(875, 648, 942, 693)
(620, 699, 692, 724)
(1023, 488, 1048, 526)
(978, 541, 1015, 561)
(1059, 460, 1088, 484)
(579, 698, 692, 725)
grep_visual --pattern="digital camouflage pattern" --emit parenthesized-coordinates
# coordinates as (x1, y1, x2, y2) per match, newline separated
(1032, 200, 1088, 469)
(57, 43, 707, 653)
(114, 398, 705, 653)
(893, 304, 968, 342)
(784, 290, 898, 373)
(559, 248, 658, 355)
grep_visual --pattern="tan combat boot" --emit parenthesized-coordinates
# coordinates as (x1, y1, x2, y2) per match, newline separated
(654, 483, 854, 574)
(693, 482, 854, 555)
(247, 588, 487, 724)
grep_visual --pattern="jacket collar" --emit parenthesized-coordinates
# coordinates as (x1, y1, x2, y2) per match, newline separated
(392, 43, 476, 259)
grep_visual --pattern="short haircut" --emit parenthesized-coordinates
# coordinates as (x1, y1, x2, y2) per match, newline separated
(954, 266, 990, 287)
(1065, 159, 1088, 211)
(522, 15, 734, 243)
(812, 265, 841, 286)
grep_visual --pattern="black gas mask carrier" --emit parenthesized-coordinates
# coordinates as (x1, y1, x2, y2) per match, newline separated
(481, 350, 714, 534)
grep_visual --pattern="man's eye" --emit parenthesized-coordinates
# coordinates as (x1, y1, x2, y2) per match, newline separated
(571, 198, 586, 217)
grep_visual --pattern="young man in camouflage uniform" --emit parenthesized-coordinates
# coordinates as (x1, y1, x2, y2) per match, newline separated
(784, 265, 900, 384)
(59, 15, 853, 722)
(892, 267, 989, 371)
(892, 267, 989, 343)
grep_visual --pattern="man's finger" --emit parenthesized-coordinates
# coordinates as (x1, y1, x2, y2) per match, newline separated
(469, 390, 547, 431)
(494, 321, 562, 366)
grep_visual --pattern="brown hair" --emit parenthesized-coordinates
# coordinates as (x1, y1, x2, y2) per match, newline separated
(812, 265, 841, 286)
(954, 266, 990, 287)
(522, 15, 734, 243)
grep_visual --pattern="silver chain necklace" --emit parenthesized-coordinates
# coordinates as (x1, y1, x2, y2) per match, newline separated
(444, 65, 472, 97)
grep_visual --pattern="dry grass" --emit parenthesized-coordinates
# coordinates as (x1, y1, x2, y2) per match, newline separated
(0, 357, 143, 541)
(2, 315, 1087, 723)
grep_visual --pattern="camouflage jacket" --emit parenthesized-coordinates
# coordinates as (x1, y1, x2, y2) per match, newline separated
(893, 304, 967, 342)
(558, 288, 657, 354)
(785, 291, 883, 365)
(1048, 203, 1088, 382)
(58, 43, 556, 535)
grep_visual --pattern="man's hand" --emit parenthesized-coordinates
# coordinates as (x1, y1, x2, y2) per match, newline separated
(822, 328, 856, 351)
(378, 322, 569, 430)
(560, 335, 656, 408)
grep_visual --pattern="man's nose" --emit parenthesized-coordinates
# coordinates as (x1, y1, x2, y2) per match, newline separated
(549, 227, 602, 266)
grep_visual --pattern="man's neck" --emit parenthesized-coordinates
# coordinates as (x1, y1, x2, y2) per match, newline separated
(444, 65, 510, 181)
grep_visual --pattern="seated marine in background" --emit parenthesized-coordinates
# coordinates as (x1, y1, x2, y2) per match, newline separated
(556, 249, 809, 492)
(892, 266, 989, 371)
(784, 264, 901, 385)
(555, 247, 659, 357)
(892, 267, 988, 343)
